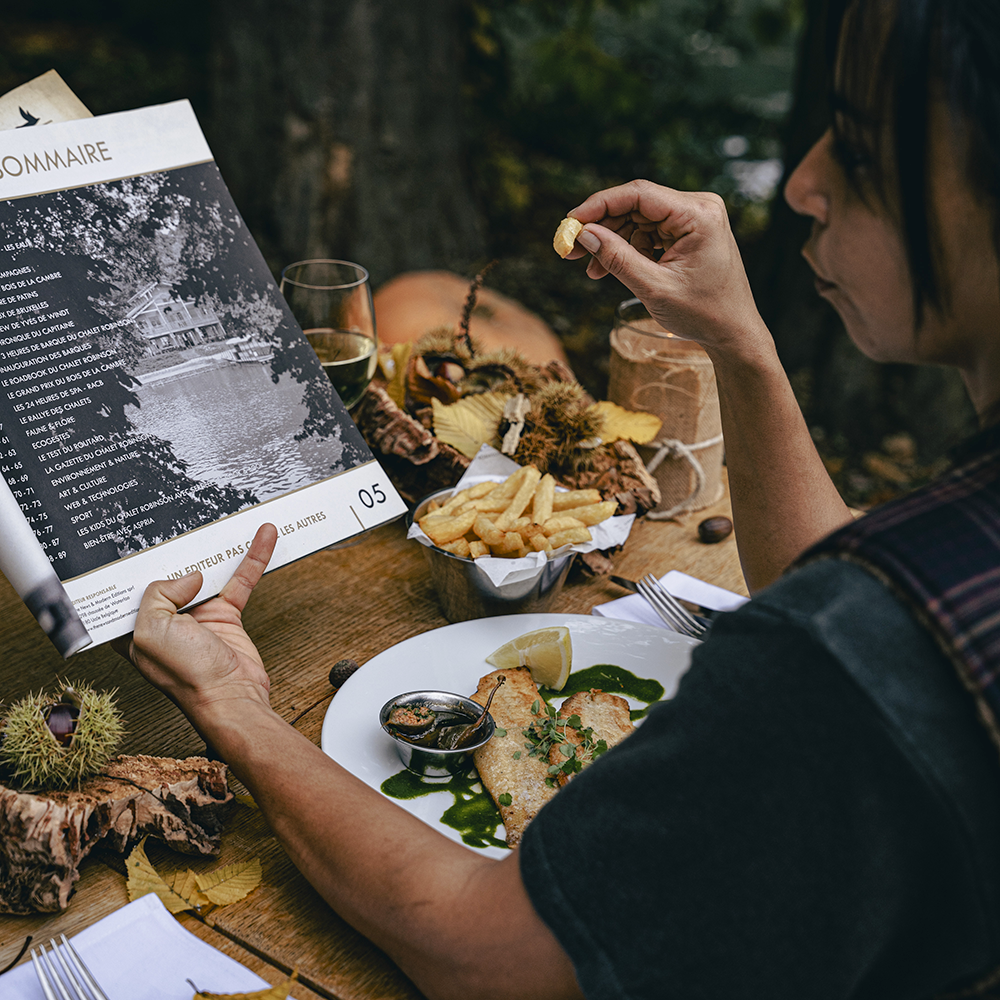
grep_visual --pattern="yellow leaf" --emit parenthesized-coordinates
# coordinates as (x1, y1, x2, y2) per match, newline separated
(591, 401, 662, 445)
(194, 858, 263, 906)
(383, 342, 411, 409)
(168, 869, 212, 909)
(125, 838, 197, 914)
(192, 970, 298, 1000)
(432, 392, 507, 458)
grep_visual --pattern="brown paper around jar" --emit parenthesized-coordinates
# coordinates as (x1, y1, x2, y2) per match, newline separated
(608, 299, 724, 519)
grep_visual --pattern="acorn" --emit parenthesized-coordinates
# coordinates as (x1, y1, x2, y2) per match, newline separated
(0, 683, 125, 790)
(698, 516, 733, 544)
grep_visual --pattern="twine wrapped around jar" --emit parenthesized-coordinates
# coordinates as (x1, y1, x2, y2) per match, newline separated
(608, 299, 724, 520)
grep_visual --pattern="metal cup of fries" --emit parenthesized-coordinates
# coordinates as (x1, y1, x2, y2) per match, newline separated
(407, 463, 626, 622)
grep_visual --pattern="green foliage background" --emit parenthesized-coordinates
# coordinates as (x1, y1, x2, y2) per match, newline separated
(0, 0, 803, 394)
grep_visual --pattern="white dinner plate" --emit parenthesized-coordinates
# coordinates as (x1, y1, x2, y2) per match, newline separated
(320, 613, 700, 858)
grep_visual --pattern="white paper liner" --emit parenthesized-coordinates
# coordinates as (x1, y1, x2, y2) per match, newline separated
(407, 444, 635, 587)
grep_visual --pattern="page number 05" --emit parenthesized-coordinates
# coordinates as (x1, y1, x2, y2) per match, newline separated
(358, 484, 387, 508)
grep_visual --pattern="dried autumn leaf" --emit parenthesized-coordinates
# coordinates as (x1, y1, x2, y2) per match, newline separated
(194, 858, 263, 906)
(192, 970, 297, 1000)
(407, 354, 462, 407)
(168, 869, 211, 909)
(431, 392, 507, 459)
(126, 838, 199, 914)
(591, 401, 662, 445)
(383, 342, 411, 409)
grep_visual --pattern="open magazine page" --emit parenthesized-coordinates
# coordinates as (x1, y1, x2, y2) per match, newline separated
(0, 71, 94, 655)
(0, 100, 406, 652)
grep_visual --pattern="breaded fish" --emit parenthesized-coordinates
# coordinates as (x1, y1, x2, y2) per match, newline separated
(471, 667, 555, 846)
(548, 690, 634, 787)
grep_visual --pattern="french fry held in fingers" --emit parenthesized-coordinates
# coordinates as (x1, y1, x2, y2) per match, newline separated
(420, 464, 620, 560)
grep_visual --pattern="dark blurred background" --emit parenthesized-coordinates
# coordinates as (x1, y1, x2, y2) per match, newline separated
(0, 0, 976, 506)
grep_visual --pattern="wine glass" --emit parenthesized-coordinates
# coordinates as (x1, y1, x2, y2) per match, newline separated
(279, 259, 378, 408)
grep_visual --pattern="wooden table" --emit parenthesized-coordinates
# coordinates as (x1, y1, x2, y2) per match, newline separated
(0, 477, 746, 998)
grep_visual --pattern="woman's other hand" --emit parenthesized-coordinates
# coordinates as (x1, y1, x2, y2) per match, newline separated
(567, 179, 767, 354)
(117, 523, 278, 724)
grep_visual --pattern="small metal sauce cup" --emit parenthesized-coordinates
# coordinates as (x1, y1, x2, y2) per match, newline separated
(380, 690, 495, 780)
(408, 487, 576, 622)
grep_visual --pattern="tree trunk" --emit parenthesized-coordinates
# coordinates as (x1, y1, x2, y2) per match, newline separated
(749, 0, 976, 461)
(207, 0, 486, 288)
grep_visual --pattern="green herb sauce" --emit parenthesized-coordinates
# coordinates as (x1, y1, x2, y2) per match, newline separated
(540, 663, 665, 720)
(380, 769, 508, 850)
(381, 664, 665, 838)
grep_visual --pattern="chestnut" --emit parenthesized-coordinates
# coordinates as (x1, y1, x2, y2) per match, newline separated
(697, 515, 733, 544)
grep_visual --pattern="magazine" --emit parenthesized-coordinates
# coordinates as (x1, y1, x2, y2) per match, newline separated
(0, 91, 407, 656)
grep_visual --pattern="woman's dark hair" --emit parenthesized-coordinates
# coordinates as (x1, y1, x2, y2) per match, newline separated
(827, 0, 1000, 320)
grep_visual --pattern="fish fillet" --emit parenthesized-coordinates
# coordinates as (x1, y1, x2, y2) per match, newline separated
(548, 690, 634, 787)
(471, 667, 555, 846)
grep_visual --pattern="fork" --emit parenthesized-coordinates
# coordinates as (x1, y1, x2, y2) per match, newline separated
(31, 934, 110, 1000)
(636, 574, 709, 638)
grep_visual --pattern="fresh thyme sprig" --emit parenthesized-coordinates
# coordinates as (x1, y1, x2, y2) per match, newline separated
(520, 699, 609, 787)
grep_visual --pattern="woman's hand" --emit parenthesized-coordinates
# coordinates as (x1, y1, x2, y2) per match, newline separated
(117, 523, 278, 724)
(567, 179, 767, 353)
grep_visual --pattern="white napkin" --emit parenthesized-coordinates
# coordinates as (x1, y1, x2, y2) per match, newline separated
(0, 894, 274, 999)
(592, 570, 749, 631)
(407, 444, 635, 587)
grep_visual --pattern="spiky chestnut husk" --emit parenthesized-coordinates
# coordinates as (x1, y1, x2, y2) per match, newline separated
(414, 328, 476, 362)
(0, 683, 125, 790)
(514, 382, 605, 472)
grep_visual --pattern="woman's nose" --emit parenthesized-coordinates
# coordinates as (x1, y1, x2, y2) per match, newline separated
(785, 129, 832, 224)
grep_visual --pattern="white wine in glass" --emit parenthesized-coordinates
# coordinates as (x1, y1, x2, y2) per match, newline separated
(280, 260, 378, 409)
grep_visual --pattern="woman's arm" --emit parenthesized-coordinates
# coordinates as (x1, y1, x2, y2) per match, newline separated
(123, 526, 582, 1000)
(567, 180, 852, 590)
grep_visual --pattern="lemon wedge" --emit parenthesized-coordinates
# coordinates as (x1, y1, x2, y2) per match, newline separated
(485, 626, 573, 691)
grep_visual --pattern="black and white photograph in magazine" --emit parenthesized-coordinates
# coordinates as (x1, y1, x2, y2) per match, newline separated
(0, 160, 371, 583)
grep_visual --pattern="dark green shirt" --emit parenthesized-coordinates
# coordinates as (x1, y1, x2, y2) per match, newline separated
(520, 559, 1000, 999)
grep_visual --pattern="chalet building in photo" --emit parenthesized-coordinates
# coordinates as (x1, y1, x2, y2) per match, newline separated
(127, 282, 227, 355)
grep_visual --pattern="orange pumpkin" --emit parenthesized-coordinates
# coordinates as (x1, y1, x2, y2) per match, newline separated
(373, 270, 568, 367)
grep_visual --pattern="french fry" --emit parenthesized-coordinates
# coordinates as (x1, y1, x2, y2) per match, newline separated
(491, 465, 532, 501)
(554, 500, 618, 526)
(510, 516, 532, 533)
(551, 488, 602, 511)
(438, 481, 496, 516)
(532, 474, 555, 524)
(494, 466, 542, 530)
(493, 531, 524, 556)
(420, 509, 478, 545)
(440, 537, 471, 558)
(530, 534, 554, 554)
(473, 514, 505, 547)
(542, 515, 586, 536)
(547, 526, 592, 548)
(468, 539, 490, 559)
(426, 499, 441, 513)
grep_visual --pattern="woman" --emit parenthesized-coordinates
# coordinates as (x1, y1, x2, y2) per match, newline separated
(124, 1, 1000, 997)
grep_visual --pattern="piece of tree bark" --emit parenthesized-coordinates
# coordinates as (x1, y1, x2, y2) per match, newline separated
(0, 755, 231, 914)
(207, 0, 486, 286)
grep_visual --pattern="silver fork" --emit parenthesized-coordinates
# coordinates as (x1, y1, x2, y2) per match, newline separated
(637, 574, 708, 638)
(31, 934, 110, 1000)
